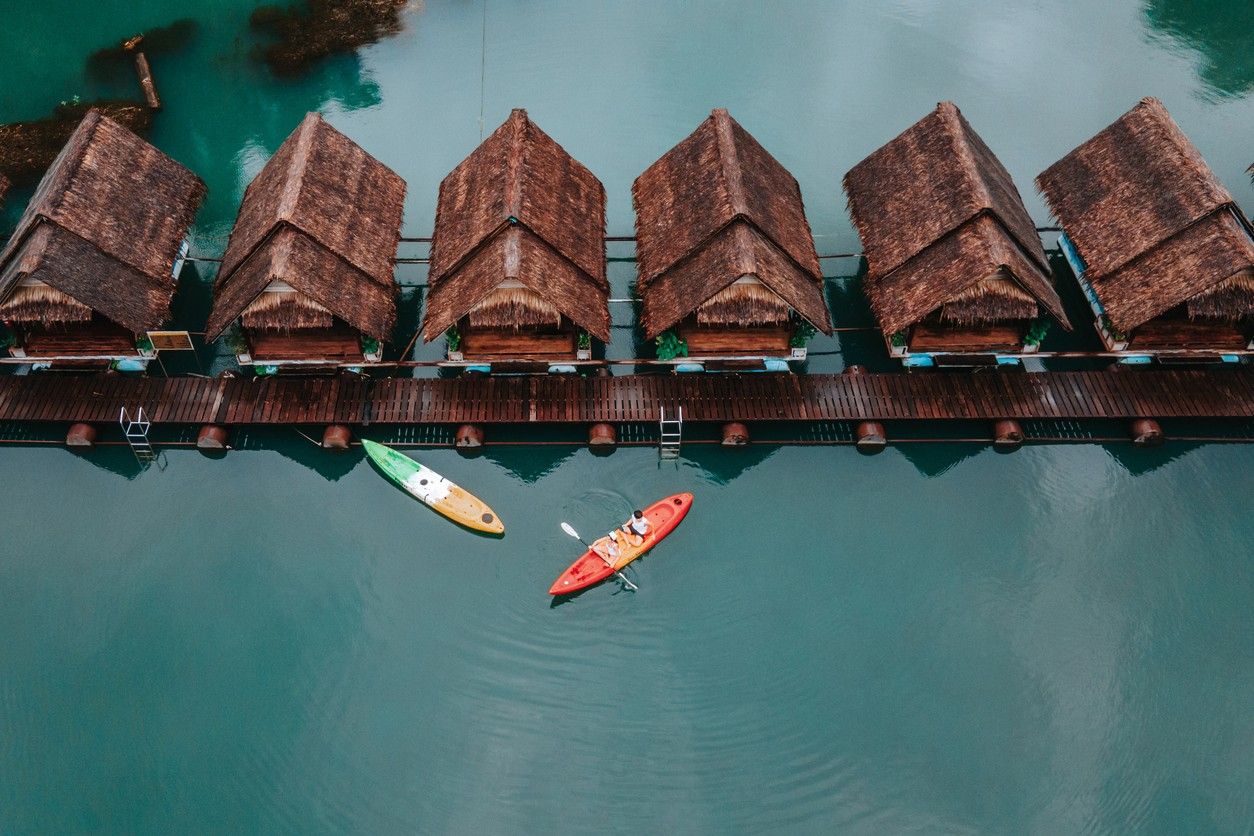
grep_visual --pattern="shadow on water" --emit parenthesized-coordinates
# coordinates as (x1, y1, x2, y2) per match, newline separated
(895, 443, 985, 478)
(478, 444, 579, 484)
(69, 447, 148, 481)
(1144, 0, 1254, 99)
(1104, 442, 1205, 475)
(680, 444, 779, 484)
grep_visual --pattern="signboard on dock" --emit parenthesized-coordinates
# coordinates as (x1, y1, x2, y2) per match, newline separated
(146, 331, 195, 351)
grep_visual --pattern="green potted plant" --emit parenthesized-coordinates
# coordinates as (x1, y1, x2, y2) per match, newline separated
(1022, 320, 1050, 353)
(223, 323, 251, 364)
(445, 325, 463, 361)
(789, 321, 816, 360)
(135, 334, 155, 358)
(0, 326, 21, 358)
(1099, 315, 1129, 351)
(576, 331, 592, 361)
(889, 329, 908, 357)
(361, 335, 382, 362)
(655, 330, 688, 362)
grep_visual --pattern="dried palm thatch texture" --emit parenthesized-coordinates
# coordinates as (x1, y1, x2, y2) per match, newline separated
(1037, 97, 1254, 332)
(843, 101, 1068, 336)
(468, 285, 562, 330)
(0, 110, 205, 332)
(633, 108, 830, 339)
(696, 280, 790, 327)
(241, 288, 334, 330)
(206, 112, 405, 340)
(0, 174, 9, 207)
(422, 109, 609, 342)
(0, 282, 93, 324)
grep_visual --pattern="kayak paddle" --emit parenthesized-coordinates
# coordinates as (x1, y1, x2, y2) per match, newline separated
(560, 522, 639, 591)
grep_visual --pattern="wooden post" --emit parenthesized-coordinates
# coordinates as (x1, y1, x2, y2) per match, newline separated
(721, 421, 749, 446)
(1130, 418, 1164, 447)
(855, 421, 886, 454)
(196, 424, 229, 450)
(66, 423, 97, 448)
(455, 424, 484, 448)
(322, 424, 352, 450)
(588, 423, 617, 449)
(992, 419, 1024, 451)
(133, 52, 161, 110)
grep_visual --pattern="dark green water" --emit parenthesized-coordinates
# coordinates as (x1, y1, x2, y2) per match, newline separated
(2, 2, 1253, 832)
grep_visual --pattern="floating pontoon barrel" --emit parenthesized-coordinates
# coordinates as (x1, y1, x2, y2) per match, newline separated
(66, 423, 97, 448)
(855, 421, 886, 453)
(1130, 418, 1164, 447)
(588, 423, 617, 448)
(455, 424, 485, 448)
(721, 422, 749, 446)
(322, 424, 352, 450)
(992, 419, 1024, 451)
(196, 424, 229, 450)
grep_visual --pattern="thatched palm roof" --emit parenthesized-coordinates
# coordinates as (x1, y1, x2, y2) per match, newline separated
(1037, 97, 1254, 332)
(0, 110, 205, 333)
(633, 109, 830, 339)
(0, 174, 8, 207)
(844, 102, 1069, 335)
(421, 109, 609, 341)
(205, 112, 405, 340)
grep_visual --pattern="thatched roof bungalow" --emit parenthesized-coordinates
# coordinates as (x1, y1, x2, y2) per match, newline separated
(1038, 98, 1254, 352)
(844, 102, 1070, 361)
(633, 109, 831, 363)
(421, 109, 608, 366)
(0, 110, 204, 364)
(205, 113, 405, 366)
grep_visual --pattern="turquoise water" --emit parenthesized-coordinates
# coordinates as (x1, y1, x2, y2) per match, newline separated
(2, 2, 1254, 832)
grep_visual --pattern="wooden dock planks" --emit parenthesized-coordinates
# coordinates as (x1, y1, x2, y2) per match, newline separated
(0, 369, 1251, 426)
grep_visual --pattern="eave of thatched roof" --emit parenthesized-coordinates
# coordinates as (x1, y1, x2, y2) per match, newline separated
(217, 112, 405, 287)
(0, 110, 205, 333)
(468, 286, 563, 330)
(843, 102, 1067, 334)
(1037, 97, 1254, 331)
(639, 220, 831, 338)
(861, 214, 1069, 335)
(423, 225, 611, 341)
(206, 226, 396, 340)
(208, 113, 404, 340)
(633, 109, 827, 336)
(0, 281, 93, 324)
(1086, 209, 1254, 332)
(240, 288, 334, 331)
(696, 280, 791, 327)
(421, 109, 609, 341)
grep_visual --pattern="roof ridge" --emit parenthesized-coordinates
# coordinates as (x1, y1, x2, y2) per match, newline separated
(712, 109, 748, 218)
(278, 114, 318, 221)
(505, 109, 527, 219)
(942, 103, 996, 227)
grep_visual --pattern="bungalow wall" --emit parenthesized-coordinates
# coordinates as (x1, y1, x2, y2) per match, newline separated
(905, 319, 1029, 353)
(8, 315, 142, 359)
(457, 317, 579, 361)
(1124, 306, 1250, 351)
(242, 321, 366, 363)
(675, 316, 791, 357)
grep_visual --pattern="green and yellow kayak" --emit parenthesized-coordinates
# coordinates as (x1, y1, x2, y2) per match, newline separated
(362, 440, 504, 534)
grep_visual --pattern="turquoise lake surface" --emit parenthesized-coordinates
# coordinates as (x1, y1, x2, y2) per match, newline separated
(2, 1, 1253, 832)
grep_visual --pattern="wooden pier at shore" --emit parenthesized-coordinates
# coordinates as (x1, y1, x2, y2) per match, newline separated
(0, 369, 1251, 429)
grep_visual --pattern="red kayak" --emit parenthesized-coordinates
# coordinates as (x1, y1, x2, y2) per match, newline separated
(548, 493, 694, 595)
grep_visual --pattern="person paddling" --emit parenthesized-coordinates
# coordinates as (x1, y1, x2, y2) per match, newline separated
(620, 509, 649, 546)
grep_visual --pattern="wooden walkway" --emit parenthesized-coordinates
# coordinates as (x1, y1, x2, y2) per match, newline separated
(0, 369, 1251, 426)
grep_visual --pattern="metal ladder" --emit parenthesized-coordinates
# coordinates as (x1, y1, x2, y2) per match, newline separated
(119, 406, 156, 462)
(659, 405, 683, 460)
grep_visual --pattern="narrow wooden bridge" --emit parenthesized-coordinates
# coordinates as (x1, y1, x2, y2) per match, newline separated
(0, 369, 1250, 426)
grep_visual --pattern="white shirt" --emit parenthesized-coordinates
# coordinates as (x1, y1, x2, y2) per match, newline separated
(629, 516, 650, 536)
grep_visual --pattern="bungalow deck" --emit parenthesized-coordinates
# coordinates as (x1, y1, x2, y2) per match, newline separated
(0, 369, 1250, 428)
